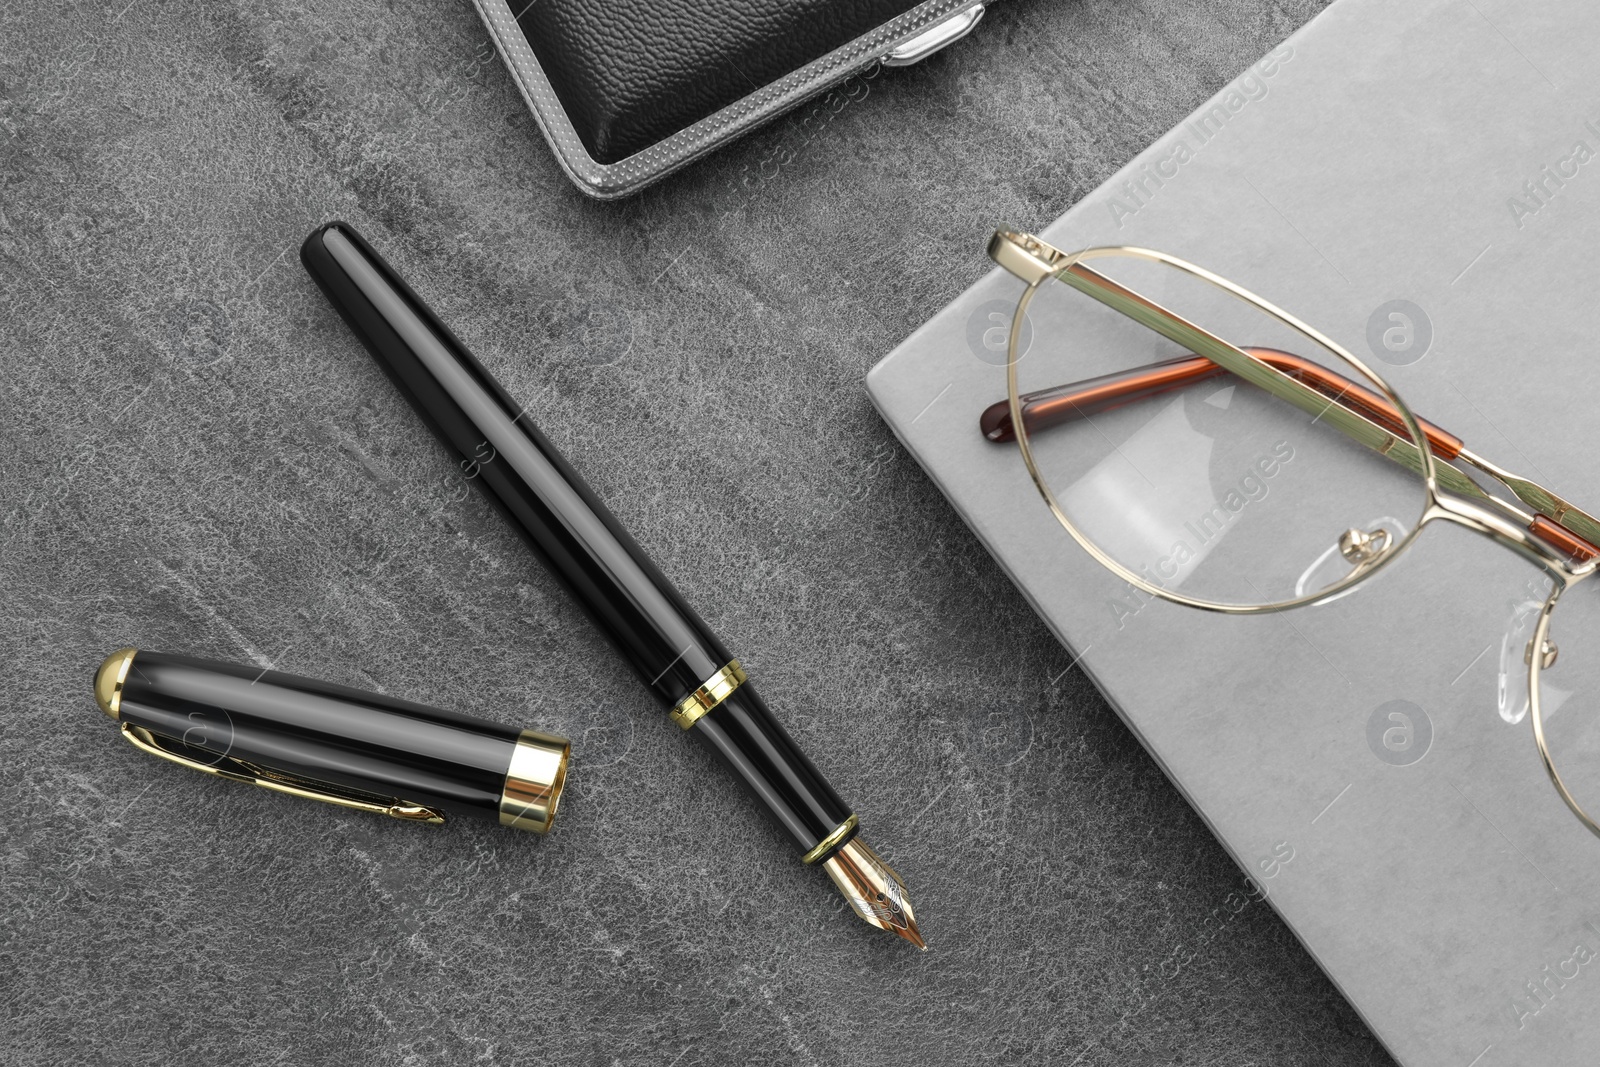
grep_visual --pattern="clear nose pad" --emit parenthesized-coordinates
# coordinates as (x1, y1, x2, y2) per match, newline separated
(1496, 582, 1570, 725)
(1294, 516, 1405, 601)
(1498, 598, 1543, 724)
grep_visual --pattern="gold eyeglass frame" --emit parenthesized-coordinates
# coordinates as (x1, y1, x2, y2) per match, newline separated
(987, 228, 1600, 838)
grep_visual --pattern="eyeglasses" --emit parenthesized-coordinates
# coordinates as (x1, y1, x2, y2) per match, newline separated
(982, 229, 1600, 838)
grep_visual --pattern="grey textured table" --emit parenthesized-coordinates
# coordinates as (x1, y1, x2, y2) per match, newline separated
(2, 1, 1393, 1064)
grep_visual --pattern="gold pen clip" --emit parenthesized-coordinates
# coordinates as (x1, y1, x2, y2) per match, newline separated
(119, 723, 446, 825)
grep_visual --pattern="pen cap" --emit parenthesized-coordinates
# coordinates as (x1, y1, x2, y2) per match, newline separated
(94, 649, 571, 834)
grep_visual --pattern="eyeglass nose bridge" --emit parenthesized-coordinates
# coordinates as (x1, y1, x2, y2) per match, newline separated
(1423, 488, 1595, 588)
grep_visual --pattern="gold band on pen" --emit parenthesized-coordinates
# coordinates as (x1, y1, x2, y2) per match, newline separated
(803, 813, 859, 865)
(499, 729, 571, 834)
(669, 660, 747, 730)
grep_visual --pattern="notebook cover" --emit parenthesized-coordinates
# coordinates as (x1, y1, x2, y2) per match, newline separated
(867, 1, 1600, 1064)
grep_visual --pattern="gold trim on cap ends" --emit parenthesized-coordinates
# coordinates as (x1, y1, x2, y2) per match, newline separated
(669, 660, 747, 730)
(499, 728, 571, 834)
(95, 648, 138, 720)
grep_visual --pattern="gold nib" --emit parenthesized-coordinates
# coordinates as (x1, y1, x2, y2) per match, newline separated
(822, 837, 926, 950)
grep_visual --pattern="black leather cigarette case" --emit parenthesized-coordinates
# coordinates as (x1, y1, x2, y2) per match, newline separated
(474, 0, 989, 198)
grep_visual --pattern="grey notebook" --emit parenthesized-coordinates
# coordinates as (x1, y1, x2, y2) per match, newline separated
(867, 0, 1600, 1063)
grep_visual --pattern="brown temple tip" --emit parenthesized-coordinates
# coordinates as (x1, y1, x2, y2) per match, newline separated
(979, 399, 1016, 443)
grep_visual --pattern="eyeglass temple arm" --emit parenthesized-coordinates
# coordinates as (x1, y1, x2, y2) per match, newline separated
(986, 260, 1600, 561)
(980, 347, 1464, 457)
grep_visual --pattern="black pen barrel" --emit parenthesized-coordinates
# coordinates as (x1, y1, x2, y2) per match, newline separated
(302, 223, 727, 703)
(300, 222, 856, 861)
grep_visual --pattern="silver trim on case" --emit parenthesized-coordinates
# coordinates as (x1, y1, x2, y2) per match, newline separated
(884, 3, 985, 67)
(472, 0, 990, 199)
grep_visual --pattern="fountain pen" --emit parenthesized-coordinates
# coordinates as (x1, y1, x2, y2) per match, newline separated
(300, 222, 924, 949)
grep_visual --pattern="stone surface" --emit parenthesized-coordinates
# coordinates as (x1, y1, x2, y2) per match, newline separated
(1, 0, 1392, 1063)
